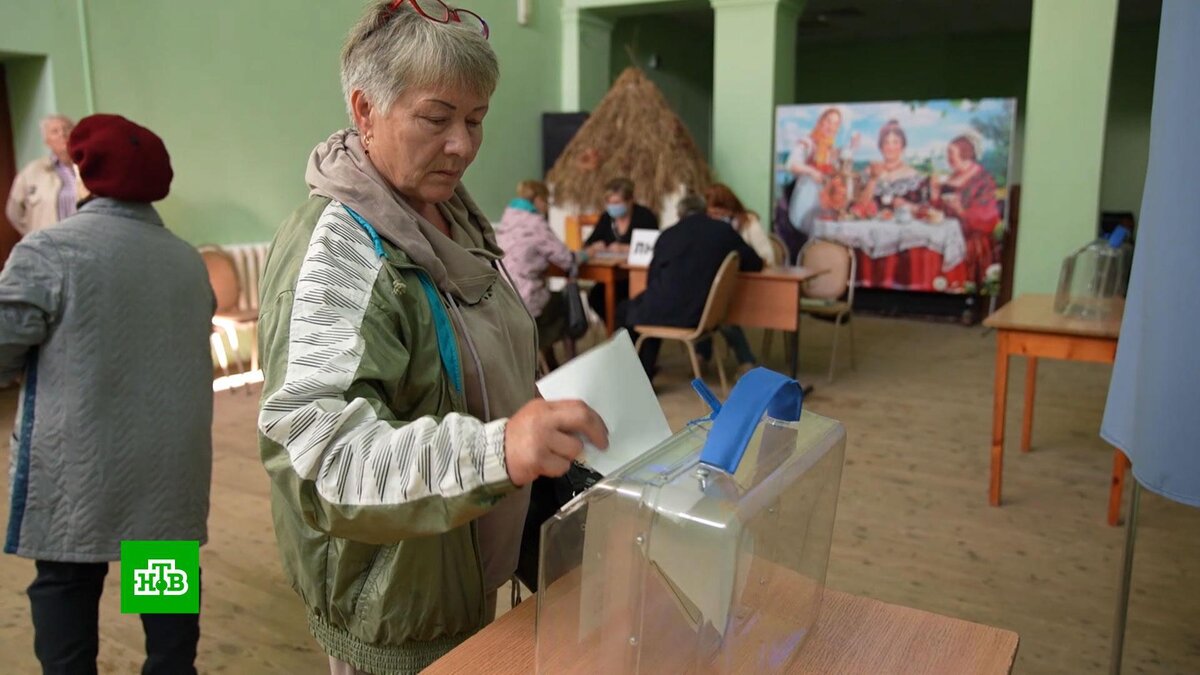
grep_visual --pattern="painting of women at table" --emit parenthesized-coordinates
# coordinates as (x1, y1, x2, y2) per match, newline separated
(773, 98, 1015, 295)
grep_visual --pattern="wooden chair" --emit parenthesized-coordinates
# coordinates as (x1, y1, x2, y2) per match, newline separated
(769, 233, 791, 267)
(799, 239, 857, 382)
(564, 213, 601, 251)
(634, 253, 741, 394)
(200, 246, 260, 391)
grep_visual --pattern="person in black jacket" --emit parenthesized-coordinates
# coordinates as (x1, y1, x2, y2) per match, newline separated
(618, 193, 763, 377)
(585, 177, 659, 321)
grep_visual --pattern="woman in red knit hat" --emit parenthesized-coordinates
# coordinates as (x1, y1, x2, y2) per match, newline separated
(0, 113, 214, 674)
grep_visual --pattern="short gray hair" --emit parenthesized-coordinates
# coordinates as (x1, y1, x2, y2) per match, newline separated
(677, 193, 706, 218)
(40, 114, 73, 134)
(340, 2, 499, 123)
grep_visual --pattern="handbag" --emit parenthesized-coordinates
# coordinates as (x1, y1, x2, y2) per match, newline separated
(515, 464, 602, 592)
(563, 259, 589, 340)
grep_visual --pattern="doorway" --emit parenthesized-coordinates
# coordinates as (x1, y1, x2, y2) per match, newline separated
(0, 64, 19, 266)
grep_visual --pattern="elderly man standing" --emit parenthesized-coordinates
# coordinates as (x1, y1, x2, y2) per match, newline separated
(5, 114, 85, 235)
(0, 114, 214, 674)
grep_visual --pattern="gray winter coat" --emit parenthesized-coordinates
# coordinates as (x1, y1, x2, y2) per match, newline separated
(0, 198, 214, 562)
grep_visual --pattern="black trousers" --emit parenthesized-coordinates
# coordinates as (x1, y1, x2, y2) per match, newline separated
(27, 560, 200, 675)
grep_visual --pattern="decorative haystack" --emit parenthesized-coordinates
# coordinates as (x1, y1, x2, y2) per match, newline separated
(548, 67, 713, 214)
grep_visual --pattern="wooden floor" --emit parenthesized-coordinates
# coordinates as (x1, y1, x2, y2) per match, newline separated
(1, 316, 1196, 673)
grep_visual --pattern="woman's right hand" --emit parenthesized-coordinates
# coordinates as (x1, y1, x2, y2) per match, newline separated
(504, 399, 609, 486)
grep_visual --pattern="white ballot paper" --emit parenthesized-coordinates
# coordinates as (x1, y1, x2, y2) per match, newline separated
(536, 330, 672, 476)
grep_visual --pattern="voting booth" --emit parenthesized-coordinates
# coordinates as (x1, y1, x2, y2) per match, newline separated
(535, 369, 846, 673)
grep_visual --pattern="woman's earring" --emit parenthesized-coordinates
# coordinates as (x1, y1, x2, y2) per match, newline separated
(364, 134, 372, 154)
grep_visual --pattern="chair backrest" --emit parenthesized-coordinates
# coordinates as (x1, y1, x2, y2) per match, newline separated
(565, 213, 601, 251)
(221, 242, 271, 311)
(200, 246, 242, 313)
(768, 233, 790, 267)
(800, 239, 853, 302)
(696, 252, 742, 334)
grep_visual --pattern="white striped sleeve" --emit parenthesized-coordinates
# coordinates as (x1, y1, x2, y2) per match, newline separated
(258, 203, 511, 514)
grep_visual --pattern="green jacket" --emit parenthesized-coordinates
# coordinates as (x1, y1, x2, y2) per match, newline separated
(257, 196, 533, 673)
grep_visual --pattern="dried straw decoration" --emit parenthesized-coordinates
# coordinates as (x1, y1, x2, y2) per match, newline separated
(547, 67, 713, 213)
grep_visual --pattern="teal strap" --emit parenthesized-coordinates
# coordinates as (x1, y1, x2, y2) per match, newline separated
(340, 204, 463, 396)
(416, 273, 464, 396)
(340, 204, 387, 259)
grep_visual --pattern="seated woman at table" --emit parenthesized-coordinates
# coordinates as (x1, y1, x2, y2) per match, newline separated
(705, 182, 776, 266)
(699, 183, 770, 376)
(931, 135, 1002, 288)
(851, 119, 927, 219)
(585, 177, 658, 321)
(496, 180, 580, 369)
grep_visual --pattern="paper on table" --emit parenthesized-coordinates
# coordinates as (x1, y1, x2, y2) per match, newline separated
(536, 330, 672, 476)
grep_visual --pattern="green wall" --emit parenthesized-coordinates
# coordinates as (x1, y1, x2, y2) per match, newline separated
(795, 32, 1032, 104)
(602, 20, 1155, 222)
(793, 30, 1031, 185)
(2, 0, 563, 245)
(2, 1, 1158, 250)
(1100, 21, 1158, 221)
(610, 13, 714, 160)
(0, 0, 90, 166)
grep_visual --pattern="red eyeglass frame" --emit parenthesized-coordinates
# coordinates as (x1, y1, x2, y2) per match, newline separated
(386, 0, 489, 39)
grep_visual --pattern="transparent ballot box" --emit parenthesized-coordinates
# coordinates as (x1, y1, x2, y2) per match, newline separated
(536, 369, 846, 673)
(1054, 226, 1133, 320)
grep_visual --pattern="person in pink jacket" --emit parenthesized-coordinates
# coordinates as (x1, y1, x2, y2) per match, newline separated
(496, 180, 581, 369)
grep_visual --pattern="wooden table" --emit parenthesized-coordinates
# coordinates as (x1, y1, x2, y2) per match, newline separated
(983, 294, 1129, 525)
(425, 588, 1019, 674)
(627, 264, 826, 380)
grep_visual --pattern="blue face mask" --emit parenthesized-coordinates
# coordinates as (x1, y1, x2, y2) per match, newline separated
(605, 202, 629, 219)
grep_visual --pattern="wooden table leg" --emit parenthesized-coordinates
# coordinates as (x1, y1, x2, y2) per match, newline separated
(604, 271, 617, 336)
(1108, 450, 1131, 526)
(1021, 357, 1037, 453)
(990, 332, 1010, 506)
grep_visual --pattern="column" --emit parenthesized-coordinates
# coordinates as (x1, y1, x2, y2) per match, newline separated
(560, 7, 615, 111)
(710, 0, 804, 219)
(1014, 0, 1119, 294)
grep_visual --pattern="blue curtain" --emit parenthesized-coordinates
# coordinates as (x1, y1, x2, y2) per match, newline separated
(1101, 0, 1200, 507)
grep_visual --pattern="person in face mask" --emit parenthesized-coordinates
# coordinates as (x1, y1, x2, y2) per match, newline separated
(584, 177, 658, 321)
